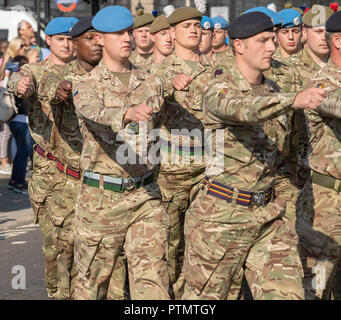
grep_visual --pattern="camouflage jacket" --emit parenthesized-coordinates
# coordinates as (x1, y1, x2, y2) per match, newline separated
(72, 59, 164, 178)
(213, 47, 234, 65)
(38, 60, 87, 169)
(129, 50, 154, 70)
(149, 52, 214, 173)
(287, 46, 326, 90)
(304, 59, 341, 179)
(204, 62, 299, 200)
(8, 57, 57, 153)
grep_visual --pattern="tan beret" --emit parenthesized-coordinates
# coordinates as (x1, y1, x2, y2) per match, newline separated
(167, 7, 202, 26)
(134, 9, 155, 29)
(150, 14, 170, 34)
(302, 5, 334, 27)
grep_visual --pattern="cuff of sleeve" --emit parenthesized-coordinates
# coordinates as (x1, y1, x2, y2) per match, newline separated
(111, 107, 128, 132)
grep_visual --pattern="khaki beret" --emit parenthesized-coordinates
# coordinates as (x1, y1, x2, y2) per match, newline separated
(134, 9, 155, 29)
(167, 7, 202, 26)
(150, 14, 170, 34)
(302, 5, 334, 27)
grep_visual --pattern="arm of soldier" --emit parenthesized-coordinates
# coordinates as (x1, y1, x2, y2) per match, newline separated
(73, 79, 128, 133)
(38, 72, 68, 104)
(315, 88, 341, 119)
(204, 80, 297, 125)
(7, 64, 36, 98)
(274, 112, 300, 222)
(149, 64, 176, 97)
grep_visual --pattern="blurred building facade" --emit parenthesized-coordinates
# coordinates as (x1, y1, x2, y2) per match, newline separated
(0, 0, 336, 22)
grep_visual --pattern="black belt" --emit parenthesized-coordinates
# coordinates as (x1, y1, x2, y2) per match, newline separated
(202, 176, 274, 208)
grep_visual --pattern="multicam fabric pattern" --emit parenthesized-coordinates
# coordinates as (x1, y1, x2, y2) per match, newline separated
(73, 59, 164, 178)
(129, 50, 154, 70)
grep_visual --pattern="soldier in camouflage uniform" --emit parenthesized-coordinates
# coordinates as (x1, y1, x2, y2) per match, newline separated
(38, 17, 103, 299)
(296, 11, 341, 300)
(211, 16, 232, 64)
(71, 6, 169, 300)
(149, 15, 174, 65)
(129, 9, 155, 70)
(8, 17, 78, 299)
(149, 7, 214, 299)
(182, 12, 326, 300)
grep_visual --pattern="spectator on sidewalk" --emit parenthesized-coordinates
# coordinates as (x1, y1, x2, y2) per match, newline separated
(7, 55, 31, 194)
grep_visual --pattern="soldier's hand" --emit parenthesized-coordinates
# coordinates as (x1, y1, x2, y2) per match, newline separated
(172, 74, 192, 90)
(293, 88, 327, 110)
(55, 81, 72, 102)
(17, 77, 31, 95)
(124, 103, 153, 123)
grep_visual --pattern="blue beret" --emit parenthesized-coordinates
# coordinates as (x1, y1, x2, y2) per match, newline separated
(228, 12, 274, 39)
(92, 6, 133, 32)
(212, 16, 229, 29)
(70, 16, 94, 37)
(45, 17, 79, 36)
(326, 11, 341, 32)
(278, 9, 302, 28)
(244, 7, 282, 27)
(201, 16, 213, 30)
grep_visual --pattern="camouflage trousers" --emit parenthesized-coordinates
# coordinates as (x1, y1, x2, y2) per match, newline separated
(296, 182, 341, 300)
(157, 167, 205, 300)
(73, 181, 170, 300)
(48, 169, 81, 299)
(182, 185, 305, 300)
(28, 151, 59, 298)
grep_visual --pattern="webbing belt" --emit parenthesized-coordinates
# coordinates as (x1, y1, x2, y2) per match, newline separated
(35, 144, 81, 181)
(202, 176, 274, 208)
(311, 171, 341, 193)
(83, 171, 154, 193)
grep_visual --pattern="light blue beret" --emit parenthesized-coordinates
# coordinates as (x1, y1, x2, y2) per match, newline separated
(279, 9, 302, 28)
(45, 17, 79, 36)
(201, 16, 214, 30)
(243, 7, 282, 27)
(92, 6, 133, 32)
(212, 16, 229, 29)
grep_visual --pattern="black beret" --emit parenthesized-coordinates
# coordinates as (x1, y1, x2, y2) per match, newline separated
(70, 16, 94, 37)
(228, 12, 274, 39)
(326, 11, 341, 32)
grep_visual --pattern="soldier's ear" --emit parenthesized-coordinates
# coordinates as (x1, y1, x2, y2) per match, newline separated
(332, 33, 341, 49)
(233, 38, 244, 55)
(169, 26, 175, 40)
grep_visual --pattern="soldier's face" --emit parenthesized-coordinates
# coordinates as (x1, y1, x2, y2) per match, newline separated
(304, 27, 329, 57)
(278, 27, 302, 55)
(74, 31, 102, 65)
(98, 29, 133, 61)
(46, 35, 74, 64)
(170, 19, 202, 50)
(133, 26, 154, 50)
(151, 29, 174, 57)
(239, 31, 276, 71)
(199, 29, 213, 54)
(212, 29, 227, 49)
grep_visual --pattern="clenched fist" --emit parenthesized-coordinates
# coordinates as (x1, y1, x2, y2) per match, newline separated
(55, 81, 72, 102)
(293, 88, 327, 110)
(17, 77, 31, 96)
(124, 103, 153, 124)
(172, 74, 192, 91)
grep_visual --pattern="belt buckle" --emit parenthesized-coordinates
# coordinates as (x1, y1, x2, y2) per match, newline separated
(123, 178, 136, 191)
(251, 192, 266, 207)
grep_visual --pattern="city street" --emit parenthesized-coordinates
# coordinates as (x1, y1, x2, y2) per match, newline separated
(0, 173, 49, 300)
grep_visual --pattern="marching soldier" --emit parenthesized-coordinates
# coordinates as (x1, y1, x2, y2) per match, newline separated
(297, 10, 341, 300)
(129, 9, 155, 69)
(71, 6, 170, 300)
(8, 17, 78, 299)
(149, 6, 214, 299)
(211, 16, 233, 63)
(38, 17, 103, 299)
(149, 14, 174, 64)
(182, 12, 326, 300)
